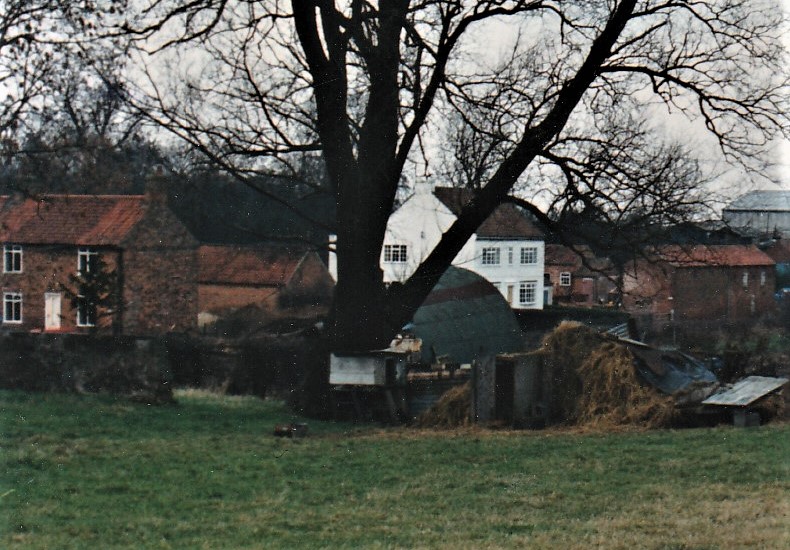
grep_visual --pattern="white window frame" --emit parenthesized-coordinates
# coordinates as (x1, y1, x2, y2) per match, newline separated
(3, 244, 22, 273)
(520, 247, 538, 265)
(76, 295, 96, 327)
(742, 271, 748, 288)
(519, 281, 537, 306)
(560, 272, 572, 286)
(78, 247, 99, 274)
(3, 292, 22, 324)
(481, 247, 500, 266)
(760, 271, 766, 287)
(383, 244, 408, 263)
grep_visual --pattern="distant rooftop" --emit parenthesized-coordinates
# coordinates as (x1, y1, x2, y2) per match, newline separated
(432, 187, 544, 240)
(0, 194, 147, 246)
(198, 244, 309, 286)
(651, 245, 775, 268)
(724, 190, 790, 212)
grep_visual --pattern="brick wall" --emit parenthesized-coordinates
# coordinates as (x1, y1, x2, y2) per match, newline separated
(625, 262, 777, 343)
(673, 266, 775, 322)
(119, 200, 198, 335)
(1, 199, 199, 336)
(123, 247, 197, 335)
(0, 245, 121, 333)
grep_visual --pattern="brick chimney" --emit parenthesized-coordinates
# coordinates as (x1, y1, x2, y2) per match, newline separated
(145, 164, 169, 204)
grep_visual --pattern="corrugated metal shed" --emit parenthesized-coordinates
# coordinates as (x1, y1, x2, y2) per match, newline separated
(725, 191, 790, 212)
(410, 267, 523, 364)
(702, 376, 788, 407)
(620, 339, 718, 395)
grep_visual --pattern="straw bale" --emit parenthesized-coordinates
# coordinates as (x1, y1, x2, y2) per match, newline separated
(415, 382, 472, 428)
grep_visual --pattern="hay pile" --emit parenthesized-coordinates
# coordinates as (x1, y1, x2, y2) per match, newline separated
(542, 322, 676, 428)
(575, 342, 677, 428)
(414, 382, 472, 428)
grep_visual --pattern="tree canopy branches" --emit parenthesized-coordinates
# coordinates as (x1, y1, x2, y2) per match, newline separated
(110, 0, 790, 348)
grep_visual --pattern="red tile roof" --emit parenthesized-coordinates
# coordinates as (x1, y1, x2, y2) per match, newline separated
(653, 245, 775, 268)
(0, 195, 147, 245)
(433, 187, 544, 239)
(545, 244, 613, 275)
(545, 244, 593, 266)
(198, 244, 307, 286)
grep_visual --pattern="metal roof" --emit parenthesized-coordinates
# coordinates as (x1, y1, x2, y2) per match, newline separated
(702, 376, 788, 407)
(410, 266, 523, 364)
(725, 190, 790, 212)
(623, 340, 718, 395)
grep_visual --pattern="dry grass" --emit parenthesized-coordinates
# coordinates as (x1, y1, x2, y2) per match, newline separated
(575, 341, 677, 429)
(414, 382, 472, 428)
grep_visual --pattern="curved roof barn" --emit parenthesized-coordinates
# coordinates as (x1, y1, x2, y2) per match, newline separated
(410, 266, 523, 364)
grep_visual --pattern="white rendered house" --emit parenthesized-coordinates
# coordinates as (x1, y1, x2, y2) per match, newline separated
(382, 186, 546, 309)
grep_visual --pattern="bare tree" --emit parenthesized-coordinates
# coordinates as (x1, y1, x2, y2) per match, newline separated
(119, 0, 789, 351)
(0, 2, 119, 138)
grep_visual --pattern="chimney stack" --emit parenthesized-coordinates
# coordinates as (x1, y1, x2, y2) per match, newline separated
(145, 164, 168, 204)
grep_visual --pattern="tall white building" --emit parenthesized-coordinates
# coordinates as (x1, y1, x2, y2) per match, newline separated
(381, 186, 546, 309)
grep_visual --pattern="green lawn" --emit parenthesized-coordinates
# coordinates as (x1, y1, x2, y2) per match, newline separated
(2, 389, 788, 549)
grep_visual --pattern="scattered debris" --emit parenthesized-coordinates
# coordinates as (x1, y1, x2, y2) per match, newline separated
(423, 320, 787, 430)
(702, 376, 788, 407)
(273, 423, 308, 438)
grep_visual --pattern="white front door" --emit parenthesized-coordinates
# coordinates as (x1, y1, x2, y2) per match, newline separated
(44, 292, 61, 331)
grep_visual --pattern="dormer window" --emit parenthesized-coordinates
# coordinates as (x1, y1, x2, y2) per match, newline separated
(3, 244, 22, 273)
(78, 248, 99, 274)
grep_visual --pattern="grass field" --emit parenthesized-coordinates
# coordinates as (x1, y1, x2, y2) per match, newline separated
(2, 389, 789, 549)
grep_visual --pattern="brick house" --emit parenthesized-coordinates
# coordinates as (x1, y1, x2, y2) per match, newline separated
(544, 244, 618, 306)
(0, 193, 198, 335)
(622, 245, 776, 339)
(197, 244, 334, 325)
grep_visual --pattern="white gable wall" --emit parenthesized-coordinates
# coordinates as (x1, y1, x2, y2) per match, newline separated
(381, 189, 544, 309)
(381, 190, 476, 282)
(328, 188, 545, 309)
